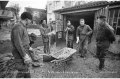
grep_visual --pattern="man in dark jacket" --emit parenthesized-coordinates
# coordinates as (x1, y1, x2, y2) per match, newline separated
(96, 15, 115, 70)
(65, 20, 75, 48)
(76, 19, 92, 58)
(11, 12, 32, 78)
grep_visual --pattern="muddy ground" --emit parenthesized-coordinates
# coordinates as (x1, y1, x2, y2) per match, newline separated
(0, 28, 120, 78)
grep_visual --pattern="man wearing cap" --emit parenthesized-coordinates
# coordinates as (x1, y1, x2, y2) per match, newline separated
(96, 15, 115, 70)
(76, 19, 92, 58)
(11, 12, 33, 78)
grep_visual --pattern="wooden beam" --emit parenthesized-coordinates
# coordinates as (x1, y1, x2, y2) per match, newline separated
(109, 5, 120, 9)
(60, 7, 101, 15)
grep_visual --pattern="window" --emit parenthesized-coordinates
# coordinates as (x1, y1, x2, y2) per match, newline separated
(114, 18, 117, 22)
(110, 10, 114, 18)
(55, 1, 60, 9)
(108, 8, 120, 35)
(115, 9, 119, 18)
(113, 23, 117, 29)
(109, 18, 113, 26)
(114, 9, 119, 23)
(56, 1, 60, 5)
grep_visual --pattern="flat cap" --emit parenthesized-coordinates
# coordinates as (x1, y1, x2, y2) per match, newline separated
(97, 15, 106, 19)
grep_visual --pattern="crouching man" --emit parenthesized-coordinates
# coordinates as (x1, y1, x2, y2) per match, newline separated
(96, 15, 115, 70)
(11, 12, 33, 78)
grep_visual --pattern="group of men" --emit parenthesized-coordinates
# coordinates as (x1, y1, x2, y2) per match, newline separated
(65, 16, 115, 70)
(11, 11, 55, 78)
(11, 11, 115, 78)
(65, 19, 92, 58)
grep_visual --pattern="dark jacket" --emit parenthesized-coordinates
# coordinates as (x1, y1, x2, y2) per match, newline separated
(76, 24, 92, 40)
(65, 25, 75, 41)
(40, 24, 50, 42)
(11, 22, 30, 60)
(96, 22, 115, 43)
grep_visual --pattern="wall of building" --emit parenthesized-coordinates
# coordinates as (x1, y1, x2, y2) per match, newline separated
(47, 1, 77, 23)
(47, 1, 63, 23)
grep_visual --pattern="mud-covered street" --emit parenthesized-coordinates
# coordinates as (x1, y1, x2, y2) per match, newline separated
(0, 28, 120, 78)
(30, 41, 120, 78)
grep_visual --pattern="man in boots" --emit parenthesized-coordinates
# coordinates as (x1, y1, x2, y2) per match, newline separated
(65, 20, 75, 48)
(11, 12, 32, 78)
(96, 15, 115, 70)
(76, 19, 92, 58)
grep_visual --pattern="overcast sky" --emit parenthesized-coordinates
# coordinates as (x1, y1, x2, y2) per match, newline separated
(7, 0, 48, 15)
(6, 0, 119, 15)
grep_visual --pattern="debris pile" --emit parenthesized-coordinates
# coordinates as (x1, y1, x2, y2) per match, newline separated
(0, 54, 16, 78)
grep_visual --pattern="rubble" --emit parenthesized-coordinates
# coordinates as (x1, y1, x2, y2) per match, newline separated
(0, 56, 16, 78)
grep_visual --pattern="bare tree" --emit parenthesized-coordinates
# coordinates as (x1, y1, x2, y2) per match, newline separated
(9, 4, 20, 22)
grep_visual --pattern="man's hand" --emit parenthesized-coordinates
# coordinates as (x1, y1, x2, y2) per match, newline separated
(67, 27, 71, 30)
(86, 32, 90, 36)
(76, 37, 79, 43)
(24, 54, 32, 65)
(52, 30, 56, 35)
(47, 31, 56, 36)
(65, 27, 70, 32)
(29, 47, 33, 51)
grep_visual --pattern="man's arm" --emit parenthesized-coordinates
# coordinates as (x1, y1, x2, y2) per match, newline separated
(76, 27, 80, 37)
(86, 25, 92, 35)
(106, 27, 115, 43)
(69, 25, 75, 32)
(13, 28, 27, 59)
(65, 27, 68, 32)
(76, 27, 80, 43)
(40, 27, 47, 36)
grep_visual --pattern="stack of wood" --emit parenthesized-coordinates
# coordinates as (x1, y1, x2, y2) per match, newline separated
(0, 54, 16, 78)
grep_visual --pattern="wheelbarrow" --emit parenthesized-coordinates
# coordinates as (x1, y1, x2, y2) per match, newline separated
(50, 47, 77, 72)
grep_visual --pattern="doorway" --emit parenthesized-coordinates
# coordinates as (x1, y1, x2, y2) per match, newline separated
(65, 11, 95, 40)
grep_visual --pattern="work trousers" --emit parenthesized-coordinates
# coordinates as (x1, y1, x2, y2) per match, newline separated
(96, 40, 110, 70)
(78, 37, 88, 57)
(14, 59, 31, 78)
(43, 42, 50, 54)
(67, 40, 73, 48)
